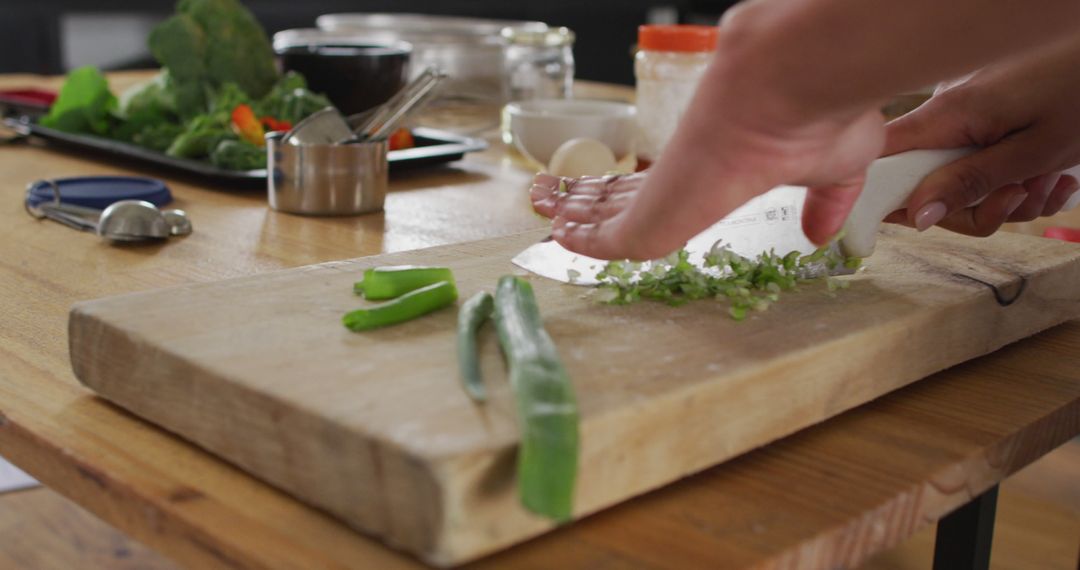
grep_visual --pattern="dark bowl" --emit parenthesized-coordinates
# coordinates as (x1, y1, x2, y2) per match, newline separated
(276, 42, 412, 116)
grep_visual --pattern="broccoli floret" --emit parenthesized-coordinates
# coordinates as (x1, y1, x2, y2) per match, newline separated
(166, 115, 233, 158)
(118, 70, 178, 120)
(148, 0, 277, 120)
(134, 122, 186, 152)
(255, 71, 333, 125)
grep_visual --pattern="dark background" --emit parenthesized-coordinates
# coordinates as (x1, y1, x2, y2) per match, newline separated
(1, 0, 737, 85)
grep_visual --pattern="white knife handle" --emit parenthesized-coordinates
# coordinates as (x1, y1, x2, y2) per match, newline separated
(840, 148, 1080, 258)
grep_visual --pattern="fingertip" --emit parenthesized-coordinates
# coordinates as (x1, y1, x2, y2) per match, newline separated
(802, 183, 863, 245)
(882, 209, 913, 226)
(913, 201, 947, 232)
(533, 172, 562, 187)
(1041, 173, 1080, 216)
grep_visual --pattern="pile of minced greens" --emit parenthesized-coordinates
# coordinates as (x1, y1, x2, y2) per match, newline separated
(39, 0, 331, 171)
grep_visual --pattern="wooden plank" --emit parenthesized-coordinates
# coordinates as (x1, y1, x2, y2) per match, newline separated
(68, 224, 1080, 565)
(864, 441, 1080, 570)
(0, 487, 179, 570)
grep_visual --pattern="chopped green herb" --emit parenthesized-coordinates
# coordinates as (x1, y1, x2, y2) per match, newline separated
(593, 238, 860, 319)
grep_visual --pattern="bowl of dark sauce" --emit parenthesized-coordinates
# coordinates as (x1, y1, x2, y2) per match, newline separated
(274, 32, 411, 116)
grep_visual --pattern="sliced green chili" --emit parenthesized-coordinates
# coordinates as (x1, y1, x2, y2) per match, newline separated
(354, 266, 455, 300)
(343, 280, 458, 331)
(456, 291, 494, 402)
(493, 276, 578, 522)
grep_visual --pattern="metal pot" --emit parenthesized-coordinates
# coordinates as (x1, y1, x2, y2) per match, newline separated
(266, 132, 388, 216)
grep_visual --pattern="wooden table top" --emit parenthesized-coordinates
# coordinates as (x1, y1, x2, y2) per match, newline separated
(0, 71, 1077, 570)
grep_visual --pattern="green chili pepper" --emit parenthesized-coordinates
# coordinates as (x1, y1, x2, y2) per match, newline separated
(457, 291, 494, 402)
(354, 266, 455, 300)
(343, 280, 458, 331)
(493, 276, 578, 522)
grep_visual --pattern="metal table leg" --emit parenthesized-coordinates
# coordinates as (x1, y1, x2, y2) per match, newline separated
(933, 485, 999, 570)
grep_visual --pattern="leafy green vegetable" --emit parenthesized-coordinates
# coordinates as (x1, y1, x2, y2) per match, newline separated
(209, 139, 264, 171)
(594, 239, 860, 320)
(167, 115, 232, 158)
(117, 70, 177, 120)
(40, 66, 117, 136)
(133, 122, 187, 152)
(38, 0, 331, 170)
(255, 72, 332, 125)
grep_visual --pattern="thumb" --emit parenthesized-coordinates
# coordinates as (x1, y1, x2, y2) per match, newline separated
(802, 178, 865, 245)
(882, 99, 972, 157)
(904, 130, 1055, 230)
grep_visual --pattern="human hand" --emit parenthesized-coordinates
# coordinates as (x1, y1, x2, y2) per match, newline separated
(530, 73, 886, 260)
(882, 36, 1080, 237)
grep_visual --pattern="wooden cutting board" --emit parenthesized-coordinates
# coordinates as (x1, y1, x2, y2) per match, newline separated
(69, 225, 1080, 566)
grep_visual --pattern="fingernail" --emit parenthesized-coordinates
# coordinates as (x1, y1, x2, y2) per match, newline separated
(552, 225, 567, 241)
(534, 173, 560, 188)
(1005, 193, 1028, 217)
(914, 201, 947, 231)
(530, 183, 554, 200)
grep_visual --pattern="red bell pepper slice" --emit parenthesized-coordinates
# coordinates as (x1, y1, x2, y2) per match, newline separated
(231, 104, 265, 146)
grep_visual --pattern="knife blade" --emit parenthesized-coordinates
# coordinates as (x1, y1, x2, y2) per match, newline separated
(514, 148, 1080, 285)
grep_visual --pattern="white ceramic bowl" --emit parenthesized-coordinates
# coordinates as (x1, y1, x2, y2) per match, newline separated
(504, 99, 636, 165)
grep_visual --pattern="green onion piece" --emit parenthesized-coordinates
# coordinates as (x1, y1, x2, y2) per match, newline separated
(343, 281, 458, 331)
(493, 276, 578, 522)
(354, 266, 455, 300)
(456, 291, 494, 402)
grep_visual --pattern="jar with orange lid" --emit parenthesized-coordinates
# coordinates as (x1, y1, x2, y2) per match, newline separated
(634, 25, 719, 163)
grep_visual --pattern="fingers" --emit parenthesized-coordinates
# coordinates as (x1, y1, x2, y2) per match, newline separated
(801, 178, 865, 245)
(882, 209, 913, 227)
(934, 185, 1028, 237)
(1039, 174, 1080, 217)
(904, 129, 1062, 230)
(1007, 172, 1060, 221)
(549, 211, 685, 261)
(554, 191, 636, 224)
(530, 172, 644, 220)
(881, 98, 972, 157)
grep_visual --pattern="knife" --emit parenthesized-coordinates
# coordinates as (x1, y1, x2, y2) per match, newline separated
(513, 148, 1080, 285)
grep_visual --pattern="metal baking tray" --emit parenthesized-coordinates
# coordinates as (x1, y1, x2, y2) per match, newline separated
(3, 116, 487, 186)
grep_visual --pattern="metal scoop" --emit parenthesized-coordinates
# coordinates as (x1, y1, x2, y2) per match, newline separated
(347, 67, 446, 142)
(25, 180, 191, 242)
(282, 107, 353, 146)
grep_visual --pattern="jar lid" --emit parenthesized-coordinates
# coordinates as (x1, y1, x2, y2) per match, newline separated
(638, 25, 718, 52)
(501, 25, 575, 48)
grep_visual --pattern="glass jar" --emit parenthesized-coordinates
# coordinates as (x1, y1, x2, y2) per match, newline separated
(501, 25, 575, 102)
(634, 25, 719, 163)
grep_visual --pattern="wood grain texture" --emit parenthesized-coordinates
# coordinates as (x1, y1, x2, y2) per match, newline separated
(0, 487, 180, 570)
(68, 222, 1080, 565)
(0, 71, 1078, 570)
(864, 440, 1080, 570)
